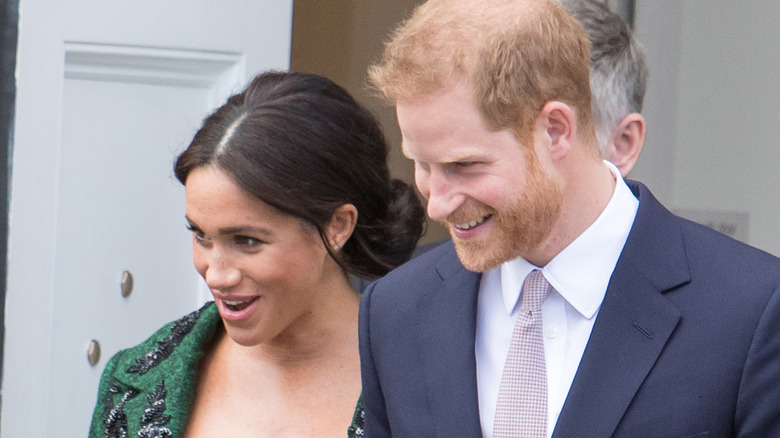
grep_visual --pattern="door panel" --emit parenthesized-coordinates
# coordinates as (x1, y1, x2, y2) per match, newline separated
(5, 2, 292, 436)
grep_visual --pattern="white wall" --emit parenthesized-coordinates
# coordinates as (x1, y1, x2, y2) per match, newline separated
(633, 0, 780, 256)
(5, 1, 293, 436)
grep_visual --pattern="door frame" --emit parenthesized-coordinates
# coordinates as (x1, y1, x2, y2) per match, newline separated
(0, 0, 20, 425)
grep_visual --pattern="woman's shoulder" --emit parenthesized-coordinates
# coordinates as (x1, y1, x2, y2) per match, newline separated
(116, 301, 217, 366)
(89, 302, 220, 438)
(103, 301, 219, 378)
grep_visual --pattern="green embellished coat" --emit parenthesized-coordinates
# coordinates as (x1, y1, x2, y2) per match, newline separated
(89, 301, 365, 438)
(89, 302, 220, 438)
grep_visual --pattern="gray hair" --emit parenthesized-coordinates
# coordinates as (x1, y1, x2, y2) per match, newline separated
(558, 0, 648, 152)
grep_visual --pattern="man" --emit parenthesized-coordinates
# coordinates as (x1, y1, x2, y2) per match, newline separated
(559, 0, 647, 177)
(390, 0, 647, 263)
(358, 0, 780, 437)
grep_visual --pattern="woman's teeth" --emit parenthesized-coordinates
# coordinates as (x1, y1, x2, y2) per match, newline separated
(223, 298, 256, 311)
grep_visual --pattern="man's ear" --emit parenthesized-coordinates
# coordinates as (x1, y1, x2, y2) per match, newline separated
(605, 113, 646, 176)
(326, 203, 358, 250)
(537, 101, 576, 160)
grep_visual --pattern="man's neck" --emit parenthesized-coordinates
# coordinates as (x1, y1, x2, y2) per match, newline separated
(527, 158, 616, 267)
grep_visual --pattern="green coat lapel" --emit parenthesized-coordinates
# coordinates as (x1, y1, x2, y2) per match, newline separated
(90, 302, 222, 438)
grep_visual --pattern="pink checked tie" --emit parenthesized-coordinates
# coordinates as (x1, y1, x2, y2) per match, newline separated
(493, 269, 552, 438)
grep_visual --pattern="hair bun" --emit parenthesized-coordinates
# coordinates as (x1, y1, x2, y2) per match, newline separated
(344, 178, 425, 279)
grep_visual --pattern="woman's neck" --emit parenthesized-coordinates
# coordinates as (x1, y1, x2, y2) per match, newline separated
(225, 275, 360, 370)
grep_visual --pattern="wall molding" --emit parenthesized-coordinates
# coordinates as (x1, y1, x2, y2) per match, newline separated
(64, 42, 245, 96)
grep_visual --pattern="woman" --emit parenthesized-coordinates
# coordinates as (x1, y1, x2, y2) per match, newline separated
(89, 71, 425, 437)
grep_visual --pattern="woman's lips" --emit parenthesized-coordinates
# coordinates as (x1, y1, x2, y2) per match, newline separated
(223, 298, 257, 312)
(217, 296, 260, 322)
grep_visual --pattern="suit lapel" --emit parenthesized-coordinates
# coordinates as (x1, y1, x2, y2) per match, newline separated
(418, 246, 484, 437)
(552, 259, 682, 437)
(553, 182, 689, 437)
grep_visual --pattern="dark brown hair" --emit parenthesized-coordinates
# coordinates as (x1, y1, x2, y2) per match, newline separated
(175, 71, 425, 279)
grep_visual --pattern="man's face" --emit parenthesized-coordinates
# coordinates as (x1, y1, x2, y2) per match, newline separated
(397, 80, 563, 272)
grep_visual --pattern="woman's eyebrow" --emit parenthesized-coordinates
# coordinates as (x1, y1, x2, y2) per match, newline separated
(185, 216, 273, 236)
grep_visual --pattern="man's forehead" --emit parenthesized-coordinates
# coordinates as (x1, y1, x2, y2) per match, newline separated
(399, 127, 512, 165)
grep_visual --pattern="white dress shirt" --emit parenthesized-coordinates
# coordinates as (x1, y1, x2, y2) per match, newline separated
(476, 161, 639, 437)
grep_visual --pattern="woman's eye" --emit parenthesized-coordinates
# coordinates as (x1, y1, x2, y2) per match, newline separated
(186, 225, 210, 244)
(234, 235, 263, 247)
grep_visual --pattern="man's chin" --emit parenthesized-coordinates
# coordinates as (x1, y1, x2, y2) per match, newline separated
(452, 238, 505, 273)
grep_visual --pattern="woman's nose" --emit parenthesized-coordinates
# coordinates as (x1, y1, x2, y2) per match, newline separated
(202, 252, 242, 291)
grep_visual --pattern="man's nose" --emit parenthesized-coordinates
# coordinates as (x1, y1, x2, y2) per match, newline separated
(422, 168, 463, 222)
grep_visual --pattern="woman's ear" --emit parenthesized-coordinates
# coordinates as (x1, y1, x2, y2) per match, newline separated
(326, 204, 358, 250)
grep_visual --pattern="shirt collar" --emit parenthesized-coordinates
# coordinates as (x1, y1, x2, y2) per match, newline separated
(496, 161, 639, 318)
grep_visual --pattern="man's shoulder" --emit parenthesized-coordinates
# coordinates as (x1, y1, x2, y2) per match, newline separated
(352, 239, 459, 294)
(677, 214, 780, 280)
(383, 239, 459, 282)
(366, 239, 470, 302)
(360, 239, 481, 341)
(412, 238, 450, 257)
(628, 180, 780, 290)
(629, 179, 780, 267)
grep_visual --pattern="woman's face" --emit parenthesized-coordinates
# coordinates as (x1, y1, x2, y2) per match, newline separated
(184, 165, 334, 347)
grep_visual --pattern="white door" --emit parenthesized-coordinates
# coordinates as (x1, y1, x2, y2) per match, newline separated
(4, 1, 292, 436)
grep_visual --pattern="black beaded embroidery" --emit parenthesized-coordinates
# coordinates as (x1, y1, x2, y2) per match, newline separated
(104, 381, 139, 438)
(126, 303, 208, 375)
(138, 381, 173, 438)
(347, 407, 365, 438)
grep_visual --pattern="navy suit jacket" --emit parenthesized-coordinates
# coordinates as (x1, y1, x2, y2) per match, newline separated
(359, 181, 780, 437)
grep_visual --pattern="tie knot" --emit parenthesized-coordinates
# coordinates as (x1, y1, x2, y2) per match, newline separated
(520, 270, 551, 313)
